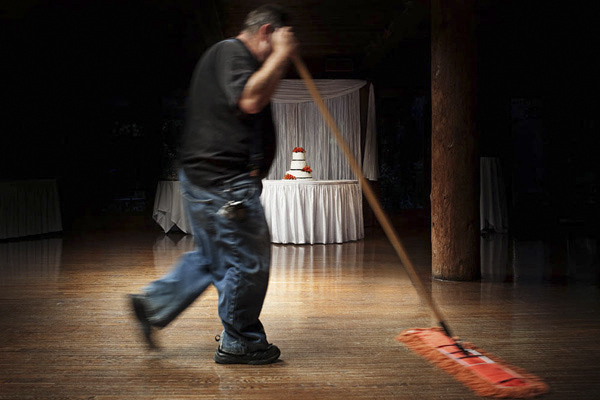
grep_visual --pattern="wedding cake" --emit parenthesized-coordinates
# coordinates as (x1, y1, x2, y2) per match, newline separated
(283, 147, 313, 180)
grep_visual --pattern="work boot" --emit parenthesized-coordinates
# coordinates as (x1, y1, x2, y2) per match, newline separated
(129, 294, 159, 350)
(213, 334, 280, 365)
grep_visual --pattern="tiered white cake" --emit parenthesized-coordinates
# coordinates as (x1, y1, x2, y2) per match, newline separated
(283, 147, 313, 180)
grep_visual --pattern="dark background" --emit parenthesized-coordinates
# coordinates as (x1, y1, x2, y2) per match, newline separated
(2, 0, 598, 237)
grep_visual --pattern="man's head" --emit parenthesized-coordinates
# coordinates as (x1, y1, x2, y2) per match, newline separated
(241, 4, 290, 35)
(238, 4, 291, 62)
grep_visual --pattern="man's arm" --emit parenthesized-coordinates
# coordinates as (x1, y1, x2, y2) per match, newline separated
(238, 27, 297, 114)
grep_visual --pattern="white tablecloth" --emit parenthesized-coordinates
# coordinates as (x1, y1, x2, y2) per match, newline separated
(0, 179, 63, 239)
(260, 180, 364, 244)
(153, 181, 190, 234)
(480, 157, 508, 233)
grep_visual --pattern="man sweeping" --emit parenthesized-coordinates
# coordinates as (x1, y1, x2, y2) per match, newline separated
(129, 4, 297, 365)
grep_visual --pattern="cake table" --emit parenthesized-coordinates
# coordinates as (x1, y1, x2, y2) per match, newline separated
(260, 180, 364, 244)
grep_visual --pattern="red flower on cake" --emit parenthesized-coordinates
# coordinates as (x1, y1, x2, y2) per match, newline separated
(293, 147, 305, 153)
(283, 173, 296, 180)
(302, 166, 312, 173)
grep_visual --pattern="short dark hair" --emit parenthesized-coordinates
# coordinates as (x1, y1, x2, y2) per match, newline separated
(242, 4, 290, 34)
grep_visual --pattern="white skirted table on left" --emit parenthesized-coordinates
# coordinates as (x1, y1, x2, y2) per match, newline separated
(0, 179, 62, 240)
(260, 180, 364, 244)
(153, 181, 191, 234)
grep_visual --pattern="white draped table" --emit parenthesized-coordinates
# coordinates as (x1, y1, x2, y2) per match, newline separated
(260, 180, 364, 244)
(0, 179, 62, 239)
(153, 181, 190, 234)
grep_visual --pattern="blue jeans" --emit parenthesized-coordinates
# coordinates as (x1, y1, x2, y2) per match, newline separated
(143, 170, 272, 354)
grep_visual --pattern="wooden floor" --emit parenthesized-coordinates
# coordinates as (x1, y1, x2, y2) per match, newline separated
(1, 217, 599, 399)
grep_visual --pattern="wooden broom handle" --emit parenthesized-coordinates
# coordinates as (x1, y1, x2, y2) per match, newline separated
(291, 55, 451, 331)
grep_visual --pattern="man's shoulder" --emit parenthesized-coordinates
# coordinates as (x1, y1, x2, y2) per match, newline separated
(211, 38, 246, 54)
(197, 39, 244, 70)
(208, 39, 256, 71)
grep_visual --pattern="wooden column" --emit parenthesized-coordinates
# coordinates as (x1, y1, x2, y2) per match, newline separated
(431, 0, 480, 280)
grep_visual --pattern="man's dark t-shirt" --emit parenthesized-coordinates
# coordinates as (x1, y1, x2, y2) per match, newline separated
(180, 38, 276, 188)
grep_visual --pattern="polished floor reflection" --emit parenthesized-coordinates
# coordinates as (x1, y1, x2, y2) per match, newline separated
(0, 223, 599, 399)
(481, 231, 599, 284)
(0, 237, 63, 284)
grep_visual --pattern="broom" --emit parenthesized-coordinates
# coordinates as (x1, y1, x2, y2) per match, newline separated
(291, 55, 549, 398)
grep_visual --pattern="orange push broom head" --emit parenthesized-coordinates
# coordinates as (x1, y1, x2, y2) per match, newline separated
(396, 327, 549, 398)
